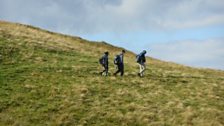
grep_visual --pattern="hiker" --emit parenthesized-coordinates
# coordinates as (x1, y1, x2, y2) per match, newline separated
(113, 50, 125, 76)
(99, 51, 109, 76)
(136, 50, 147, 77)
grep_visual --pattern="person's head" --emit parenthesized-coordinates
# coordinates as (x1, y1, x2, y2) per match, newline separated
(142, 50, 147, 54)
(105, 51, 109, 55)
(122, 50, 126, 54)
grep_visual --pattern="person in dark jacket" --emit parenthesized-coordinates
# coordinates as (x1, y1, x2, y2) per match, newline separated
(114, 50, 125, 76)
(99, 51, 109, 76)
(136, 50, 147, 77)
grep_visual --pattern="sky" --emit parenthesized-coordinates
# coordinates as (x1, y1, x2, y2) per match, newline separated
(0, 0, 224, 70)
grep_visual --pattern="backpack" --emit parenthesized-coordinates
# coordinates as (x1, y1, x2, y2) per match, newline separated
(114, 55, 121, 65)
(136, 54, 141, 63)
(136, 53, 146, 63)
(99, 57, 104, 65)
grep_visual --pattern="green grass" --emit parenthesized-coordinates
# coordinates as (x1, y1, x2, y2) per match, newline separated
(0, 20, 224, 126)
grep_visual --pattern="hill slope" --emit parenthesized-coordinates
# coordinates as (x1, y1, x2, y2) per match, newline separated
(0, 21, 224, 126)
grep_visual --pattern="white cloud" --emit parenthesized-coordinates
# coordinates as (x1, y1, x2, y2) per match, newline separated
(0, 0, 224, 33)
(149, 38, 224, 70)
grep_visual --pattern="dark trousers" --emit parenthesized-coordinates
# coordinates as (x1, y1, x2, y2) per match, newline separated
(102, 65, 108, 76)
(114, 63, 124, 76)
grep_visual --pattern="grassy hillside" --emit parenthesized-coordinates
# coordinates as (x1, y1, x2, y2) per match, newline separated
(0, 20, 224, 126)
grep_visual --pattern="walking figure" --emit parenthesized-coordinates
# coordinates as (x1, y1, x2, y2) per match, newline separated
(113, 50, 125, 76)
(136, 50, 147, 77)
(99, 51, 109, 76)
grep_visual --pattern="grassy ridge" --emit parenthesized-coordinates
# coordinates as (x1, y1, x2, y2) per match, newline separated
(0, 21, 224, 126)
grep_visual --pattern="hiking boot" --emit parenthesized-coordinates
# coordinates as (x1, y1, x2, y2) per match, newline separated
(100, 72, 104, 76)
(138, 73, 141, 77)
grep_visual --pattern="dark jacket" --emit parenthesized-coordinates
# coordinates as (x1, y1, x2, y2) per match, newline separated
(102, 54, 108, 66)
(119, 53, 124, 64)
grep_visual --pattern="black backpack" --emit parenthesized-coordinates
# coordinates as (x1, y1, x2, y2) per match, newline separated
(99, 57, 104, 65)
(136, 53, 146, 63)
(136, 54, 141, 63)
(114, 55, 121, 65)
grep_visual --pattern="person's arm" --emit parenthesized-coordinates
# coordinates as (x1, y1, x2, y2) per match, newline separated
(106, 57, 109, 66)
(102, 55, 106, 65)
(143, 55, 146, 63)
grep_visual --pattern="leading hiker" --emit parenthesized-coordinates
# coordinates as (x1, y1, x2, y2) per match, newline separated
(136, 50, 147, 77)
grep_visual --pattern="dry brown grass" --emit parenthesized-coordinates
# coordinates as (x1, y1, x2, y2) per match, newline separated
(0, 20, 224, 126)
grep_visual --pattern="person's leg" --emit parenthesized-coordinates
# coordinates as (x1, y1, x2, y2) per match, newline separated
(120, 63, 124, 76)
(105, 66, 109, 76)
(101, 65, 105, 75)
(138, 64, 142, 76)
(102, 67, 105, 76)
(114, 65, 120, 76)
(140, 63, 146, 76)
